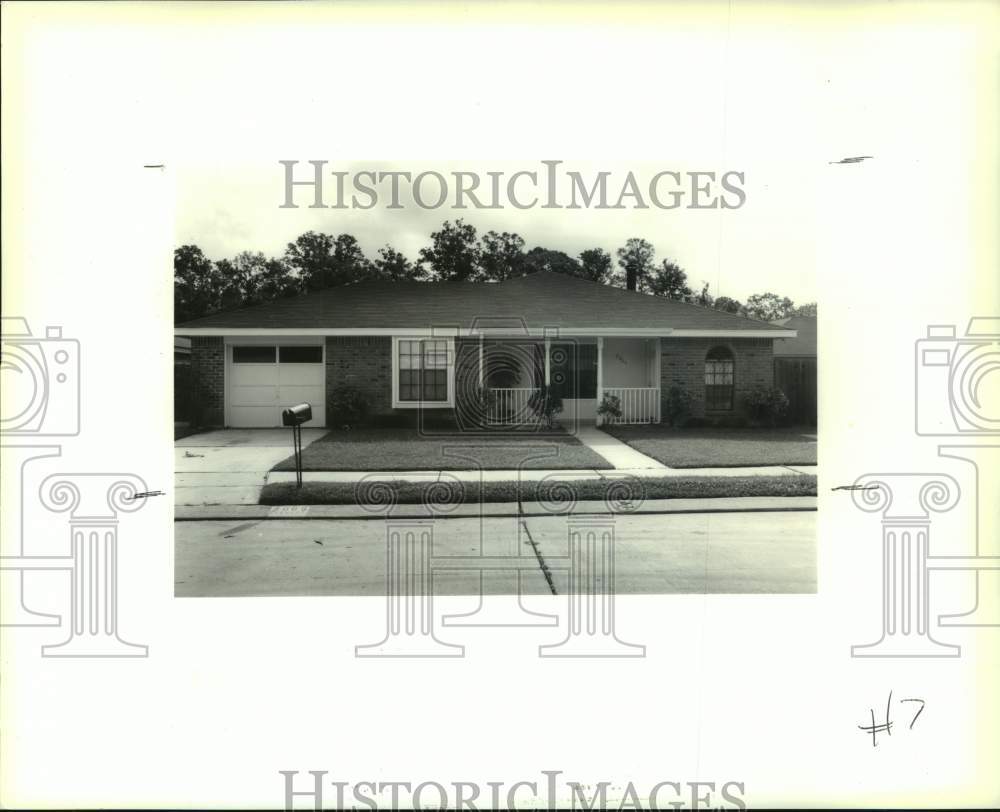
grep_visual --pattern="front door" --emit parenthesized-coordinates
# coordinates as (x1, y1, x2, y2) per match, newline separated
(549, 343, 597, 422)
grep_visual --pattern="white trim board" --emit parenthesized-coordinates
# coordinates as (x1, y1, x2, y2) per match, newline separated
(178, 327, 795, 339)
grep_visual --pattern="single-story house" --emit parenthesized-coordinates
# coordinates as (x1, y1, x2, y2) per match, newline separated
(771, 314, 817, 426)
(174, 271, 795, 428)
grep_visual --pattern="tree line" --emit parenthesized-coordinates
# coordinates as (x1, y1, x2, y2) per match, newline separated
(175, 219, 816, 323)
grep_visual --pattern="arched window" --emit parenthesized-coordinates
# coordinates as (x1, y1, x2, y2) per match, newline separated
(705, 346, 735, 410)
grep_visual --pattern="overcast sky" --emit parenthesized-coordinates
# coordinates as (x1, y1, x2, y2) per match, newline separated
(166, 4, 844, 307)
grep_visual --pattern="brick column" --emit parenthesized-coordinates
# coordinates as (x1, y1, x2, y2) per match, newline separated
(190, 337, 225, 427)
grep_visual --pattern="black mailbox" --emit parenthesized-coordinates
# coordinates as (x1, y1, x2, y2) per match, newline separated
(282, 403, 312, 488)
(282, 403, 312, 426)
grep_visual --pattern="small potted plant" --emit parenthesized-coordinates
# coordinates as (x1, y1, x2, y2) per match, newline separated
(596, 392, 623, 424)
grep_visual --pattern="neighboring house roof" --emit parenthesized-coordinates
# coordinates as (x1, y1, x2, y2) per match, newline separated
(771, 315, 816, 356)
(176, 271, 793, 336)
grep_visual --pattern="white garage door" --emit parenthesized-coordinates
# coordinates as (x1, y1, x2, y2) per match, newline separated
(227, 343, 326, 427)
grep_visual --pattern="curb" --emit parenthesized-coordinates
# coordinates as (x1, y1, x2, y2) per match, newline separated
(175, 496, 818, 522)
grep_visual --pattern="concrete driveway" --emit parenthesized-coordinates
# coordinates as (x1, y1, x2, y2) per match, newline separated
(175, 429, 326, 506)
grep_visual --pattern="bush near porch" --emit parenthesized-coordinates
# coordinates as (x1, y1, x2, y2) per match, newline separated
(260, 474, 817, 505)
(270, 427, 612, 472)
(602, 425, 817, 468)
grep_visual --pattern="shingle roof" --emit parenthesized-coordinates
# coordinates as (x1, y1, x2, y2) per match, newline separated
(771, 315, 817, 355)
(176, 270, 787, 332)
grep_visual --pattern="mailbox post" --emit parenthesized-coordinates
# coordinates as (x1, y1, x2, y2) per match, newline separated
(281, 403, 312, 488)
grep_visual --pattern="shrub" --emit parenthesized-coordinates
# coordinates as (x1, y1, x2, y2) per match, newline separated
(743, 386, 790, 427)
(596, 392, 623, 422)
(663, 386, 693, 427)
(528, 384, 564, 428)
(455, 385, 497, 429)
(328, 386, 370, 428)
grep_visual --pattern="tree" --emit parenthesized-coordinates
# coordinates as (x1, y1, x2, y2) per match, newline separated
(478, 230, 526, 281)
(522, 246, 583, 277)
(713, 296, 744, 315)
(372, 245, 426, 281)
(256, 257, 298, 301)
(578, 248, 613, 284)
(213, 251, 296, 307)
(647, 259, 692, 300)
(615, 238, 656, 291)
(174, 244, 223, 322)
(689, 281, 713, 307)
(744, 292, 795, 321)
(418, 219, 480, 281)
(283, 231, 373, 290)
(791, 302, 817, 317)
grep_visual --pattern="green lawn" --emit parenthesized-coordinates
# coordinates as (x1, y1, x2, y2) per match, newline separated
(271, 428, 612, 472)
(602, 425, 817, 468)
(260, 474, 817, 505)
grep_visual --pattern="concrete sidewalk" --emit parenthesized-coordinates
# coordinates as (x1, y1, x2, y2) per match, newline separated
(175, 495, 817, 521)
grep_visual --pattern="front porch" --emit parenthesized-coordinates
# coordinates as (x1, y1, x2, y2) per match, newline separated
(471, 336, 661, 426)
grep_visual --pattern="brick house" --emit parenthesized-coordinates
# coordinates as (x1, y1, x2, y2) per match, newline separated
(174, 271, 795, 428)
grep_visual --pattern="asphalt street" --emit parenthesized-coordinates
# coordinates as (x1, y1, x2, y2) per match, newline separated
(175, 510, 815, 597)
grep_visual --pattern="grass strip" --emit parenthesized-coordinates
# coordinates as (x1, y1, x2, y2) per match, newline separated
(260, 474, 817, 505)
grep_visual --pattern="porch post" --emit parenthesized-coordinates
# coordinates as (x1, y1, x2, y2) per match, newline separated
(544, 336, 551, 386)
(478, 335, 484, 388)
(595, 337, 604, 426)
(654, 338, 662, 423)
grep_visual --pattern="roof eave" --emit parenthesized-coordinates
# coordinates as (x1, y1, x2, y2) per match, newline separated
(174, 326, 796, 339)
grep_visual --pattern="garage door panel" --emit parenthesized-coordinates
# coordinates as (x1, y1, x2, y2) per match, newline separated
(230, 364, 279, 385)
(278, 385, 323, 403)
(229, 406, 283, 426)
(230, 385, 279, 407)
(277, 365, 324, 385)
(227, 342, 326, 427)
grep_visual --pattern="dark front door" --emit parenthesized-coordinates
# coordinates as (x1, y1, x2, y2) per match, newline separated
(549, 343, 597, 399)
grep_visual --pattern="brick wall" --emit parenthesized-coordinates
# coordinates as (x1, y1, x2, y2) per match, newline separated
(659, 337, 774, 420)
(190, 336, 225, 427)
(326, 336, 393, 416)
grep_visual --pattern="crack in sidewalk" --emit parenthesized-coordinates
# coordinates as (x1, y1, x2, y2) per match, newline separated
(517, 501, 557, 595)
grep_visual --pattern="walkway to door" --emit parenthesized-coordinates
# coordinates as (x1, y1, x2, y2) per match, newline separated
(572, 423, 667, 470)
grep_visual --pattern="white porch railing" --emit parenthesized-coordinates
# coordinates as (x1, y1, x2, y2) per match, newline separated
(487, 388, 540, 425)
(600, 387, 661, 425)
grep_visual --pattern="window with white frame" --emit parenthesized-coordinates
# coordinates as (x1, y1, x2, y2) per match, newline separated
(393, 338, 453, 407)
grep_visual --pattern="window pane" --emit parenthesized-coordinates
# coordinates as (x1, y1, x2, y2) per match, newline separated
(398, 339, 451, 403)
(233, 346, 275, 363)
(424, 339, 448, 368)
(705, 348, 734, 410)
(421, 369, 447, 401)
(279, 346, 322, 363)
